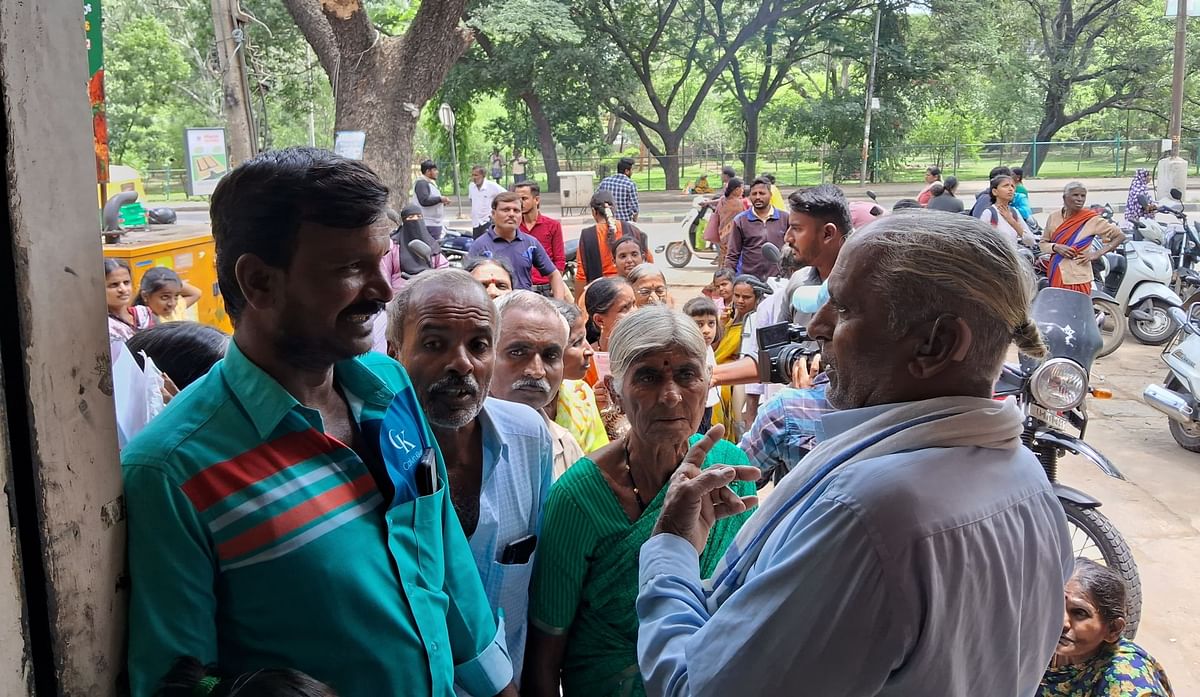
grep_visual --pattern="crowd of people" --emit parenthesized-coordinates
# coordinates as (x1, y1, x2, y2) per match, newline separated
(106, 147, 1176, 697)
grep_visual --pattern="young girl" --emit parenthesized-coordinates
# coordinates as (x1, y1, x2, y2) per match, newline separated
(683, 296, 722, 434)
(610, 235, 646, 279)
(155, 656, 338, 696)
(1039, 559, 1173, 696)
(137, 266, 201, 323)
(707, 268, 735, 317)
(106, 259, 156, 345)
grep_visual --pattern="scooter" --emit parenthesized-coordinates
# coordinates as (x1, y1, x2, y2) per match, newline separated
(1096, 204, 1183, 345)
(995, 287, 1141, 636)
(660, 195, 720, 268)
(1137, 189, 1200, 302)
(1142, 304, 1200, 453)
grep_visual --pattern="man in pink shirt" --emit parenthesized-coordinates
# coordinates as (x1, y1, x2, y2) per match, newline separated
(515, 181, 566, 297)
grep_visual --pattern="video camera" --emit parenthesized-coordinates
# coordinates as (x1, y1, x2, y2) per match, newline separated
(756, 321, 820, 384)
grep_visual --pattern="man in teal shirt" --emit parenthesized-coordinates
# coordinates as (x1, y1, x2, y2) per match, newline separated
(122, 147, 515, 696)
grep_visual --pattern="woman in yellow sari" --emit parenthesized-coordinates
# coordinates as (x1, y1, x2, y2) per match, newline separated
(713, 275, 765, 442)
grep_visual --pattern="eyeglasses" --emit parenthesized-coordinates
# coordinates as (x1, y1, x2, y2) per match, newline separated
(636, 286, 668, 298)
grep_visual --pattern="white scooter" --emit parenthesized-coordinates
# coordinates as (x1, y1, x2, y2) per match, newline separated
(660, 195, 720, 268)
(1143, 305, 1200, 452)
(1097, 205, 1183, 345)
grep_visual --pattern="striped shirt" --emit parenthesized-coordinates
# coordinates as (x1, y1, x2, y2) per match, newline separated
(123, 340, 510, 697)
(596, 173, 640, 221)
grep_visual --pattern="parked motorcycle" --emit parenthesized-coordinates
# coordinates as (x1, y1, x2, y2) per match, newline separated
(1018, 237, 1124, 358)
(660, 195, 719, 268)
(995, 287, 1141, 636)
(1096, 204, 1183, 345)
(1142, 304, 1200, 452)
(1137, 189, 1200, 303)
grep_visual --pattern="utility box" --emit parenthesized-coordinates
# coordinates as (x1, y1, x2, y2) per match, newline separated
(103, 223, 232, 332)
(559, 171, 595, 216)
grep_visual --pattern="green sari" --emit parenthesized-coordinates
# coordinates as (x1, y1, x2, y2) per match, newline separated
(529, 435, 754, 697)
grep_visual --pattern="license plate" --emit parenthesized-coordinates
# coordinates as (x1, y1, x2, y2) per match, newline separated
(1029, 403, 1072, 432)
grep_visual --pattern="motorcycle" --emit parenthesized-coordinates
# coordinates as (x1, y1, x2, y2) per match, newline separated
(995, 287, 1141, 636)
(1096, 204, 1183, 345)
(1136, 189, 1200, 303)
(660, 195, 720, 268)
(1142, 304, 1200, 453)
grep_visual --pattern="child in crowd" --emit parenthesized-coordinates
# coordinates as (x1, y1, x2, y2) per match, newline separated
(136, 266, 201, 323)
(683, 296, 722, 434)
(705, 268, 735, 317)
(155, 656, 337, 697)
(610, 235, 646, 279)
(106, 258, 156, 346)
(1039, 559, 1173, 696)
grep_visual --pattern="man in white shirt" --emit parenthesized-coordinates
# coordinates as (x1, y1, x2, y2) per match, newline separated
(470, 165, 506, 237)
(638, 212, 1072, 697)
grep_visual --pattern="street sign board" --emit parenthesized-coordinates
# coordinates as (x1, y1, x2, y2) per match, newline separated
(333, 130, 366, 160)
(438, 103, 456, 131)
(1165, 0, 1200, 16)
(184, 128, 229, 196)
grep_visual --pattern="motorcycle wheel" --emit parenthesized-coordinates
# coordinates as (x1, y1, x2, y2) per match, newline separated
(664, 241, 693, 269)
(1165, 376, 1200, 452)
(1129, 299, 1178, 345)
(1092, 298, 1125, 358)
(1061, 501, 1142, 638)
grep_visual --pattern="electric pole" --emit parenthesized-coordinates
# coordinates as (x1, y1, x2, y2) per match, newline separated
(210, 0, 257, 167)
(1159, 0, 1190, 200)
(860, 1, 882, 186)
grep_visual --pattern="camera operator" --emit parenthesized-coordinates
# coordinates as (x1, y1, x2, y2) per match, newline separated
(722, 185, 852, 484)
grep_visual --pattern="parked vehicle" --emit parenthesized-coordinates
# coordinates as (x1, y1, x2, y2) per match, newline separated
(1142, 304, 1200, 452)
(1018, 238, 1124, 358)
(439, 226, 474, 268)
(1096, 203, 1183, 345)
(995, 287, 1141, 636)
(1136, 189, 1200, 302)
(659, 195, 719, 268)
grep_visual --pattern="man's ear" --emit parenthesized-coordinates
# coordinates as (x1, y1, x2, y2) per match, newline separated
(234, 254, 282, 313)
(909, 315, 973, 379)
(821, 222, 838, 242)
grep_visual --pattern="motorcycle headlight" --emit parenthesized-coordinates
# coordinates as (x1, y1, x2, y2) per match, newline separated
(1029, 358, 1088, 410)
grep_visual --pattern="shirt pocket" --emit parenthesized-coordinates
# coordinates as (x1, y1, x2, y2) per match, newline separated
(490, 557, 535, 630)
(388, 481, 447, 590)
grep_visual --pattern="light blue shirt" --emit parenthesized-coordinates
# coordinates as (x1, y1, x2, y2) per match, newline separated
(637, 402, 1073, 697)
(467, 398, 555, 685)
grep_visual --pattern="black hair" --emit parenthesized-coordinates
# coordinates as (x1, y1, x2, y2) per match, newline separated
(929, 182, 946, 197)
(682, 296, 723, 344)
(893, 198, 923, 211)
(126, 322, 230, 389)
(513, 180, 540, 196)
(584, 276, 631, 343)
(712, 268, 735, 284)
(617, 157, 635, 175)
(720, 165, 737, 178)
(724, 177, 744, 198)
(732, 273, 769, 301)
(1071, 558, 1127, 628)
(748, 176, 773, 192)
(944, 175, 959, 194)
(491, 191, 521, 211)
(926, 165, 941, 177)
(762, 173, 777, 184)
(1012, 166, 1024, 178)
(988, 165, 1013, 179)
(988, 174, 1014, 203)
(105, 258, 131, 278)
(590, 190, 616, 212)
(420, 159, 437, 174)
(464, 255, 515, 283)
(551, 298, 582, 328)
(135, 266, 183, 307)
(787, 184, 852, 236)
(154, 656, 338, 697)
(209, 147, 389, 321)
(610, 234, 646, 257)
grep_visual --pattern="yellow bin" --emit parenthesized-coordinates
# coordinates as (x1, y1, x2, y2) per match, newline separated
(102, 223, 232, 333)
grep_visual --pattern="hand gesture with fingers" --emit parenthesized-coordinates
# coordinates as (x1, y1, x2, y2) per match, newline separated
(790, 353, 821, 389)
(653, 424, 761, 553)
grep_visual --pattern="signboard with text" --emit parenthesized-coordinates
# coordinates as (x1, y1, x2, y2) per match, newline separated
(1165, 0, 1200, 15)
(333, 130, 366, 160)
(184, 128, 229, 196)
(85, 0, 108, 184)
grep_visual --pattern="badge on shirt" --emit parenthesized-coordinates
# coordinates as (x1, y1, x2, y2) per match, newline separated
(379, 394, 434, 504)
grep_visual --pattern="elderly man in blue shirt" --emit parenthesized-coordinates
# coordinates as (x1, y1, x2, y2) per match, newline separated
(389, 269, 554, 687)
(637, 212, 1073, 696)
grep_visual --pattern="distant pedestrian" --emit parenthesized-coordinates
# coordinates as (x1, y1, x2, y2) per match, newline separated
(927, 176, 964, 213)
(596, 157, 641, 222)
(917, 165, 942, 205)
(469, 191, 568, 298)
(412, 159, 450, 239)
(763, 173, 786, 211)
(469, 165, 506, 237)
(515, 180, 566, 296)
(491, 149, 504, 183)
(1012, 167, 1034, 221)
(972, 166, 1013, 217)
(724, 177, 787, 280)
(511, 150, 529, 184)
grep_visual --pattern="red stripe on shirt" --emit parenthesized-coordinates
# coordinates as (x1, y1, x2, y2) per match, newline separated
(181, 429, 337, 512)
(216, 473, 377, 560)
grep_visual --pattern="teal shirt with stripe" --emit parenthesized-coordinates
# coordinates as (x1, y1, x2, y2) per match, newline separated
(122, 340, 511, 697)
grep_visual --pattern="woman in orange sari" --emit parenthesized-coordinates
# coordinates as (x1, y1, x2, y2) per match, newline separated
(1040, 182, 1126, 294)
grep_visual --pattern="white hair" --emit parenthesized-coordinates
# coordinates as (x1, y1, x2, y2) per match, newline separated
(607, 306, 708, 395)
(627, 262, 667, 286)
(494, 289, 569, 341)
(855, 212, 1046, 379)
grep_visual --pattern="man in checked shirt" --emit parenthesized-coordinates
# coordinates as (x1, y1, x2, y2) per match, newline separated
(595, 157, 640, 222)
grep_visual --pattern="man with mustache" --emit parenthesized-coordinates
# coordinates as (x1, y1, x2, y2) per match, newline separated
(389, 269, 554, 685)
(490, 290, 584, 477)
(122, 148, 515, 697)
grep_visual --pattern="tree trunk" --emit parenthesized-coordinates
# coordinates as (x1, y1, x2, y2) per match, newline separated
(652, 133, 683, 191)
(1021, 120, 1061, 177)
(283, 0, 471, 211)
(740, 105, 762, 180)
(522, 91, 560, 192)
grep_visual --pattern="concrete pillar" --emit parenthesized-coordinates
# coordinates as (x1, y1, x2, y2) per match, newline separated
(0, 0, 127, 694)
(1157, 155, 1189, 202)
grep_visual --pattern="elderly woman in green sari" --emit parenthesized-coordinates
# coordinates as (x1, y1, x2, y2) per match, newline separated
(523, 306, 757, 697)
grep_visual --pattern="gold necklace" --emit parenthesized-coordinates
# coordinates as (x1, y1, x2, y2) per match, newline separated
(622, 439, 648, 511)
